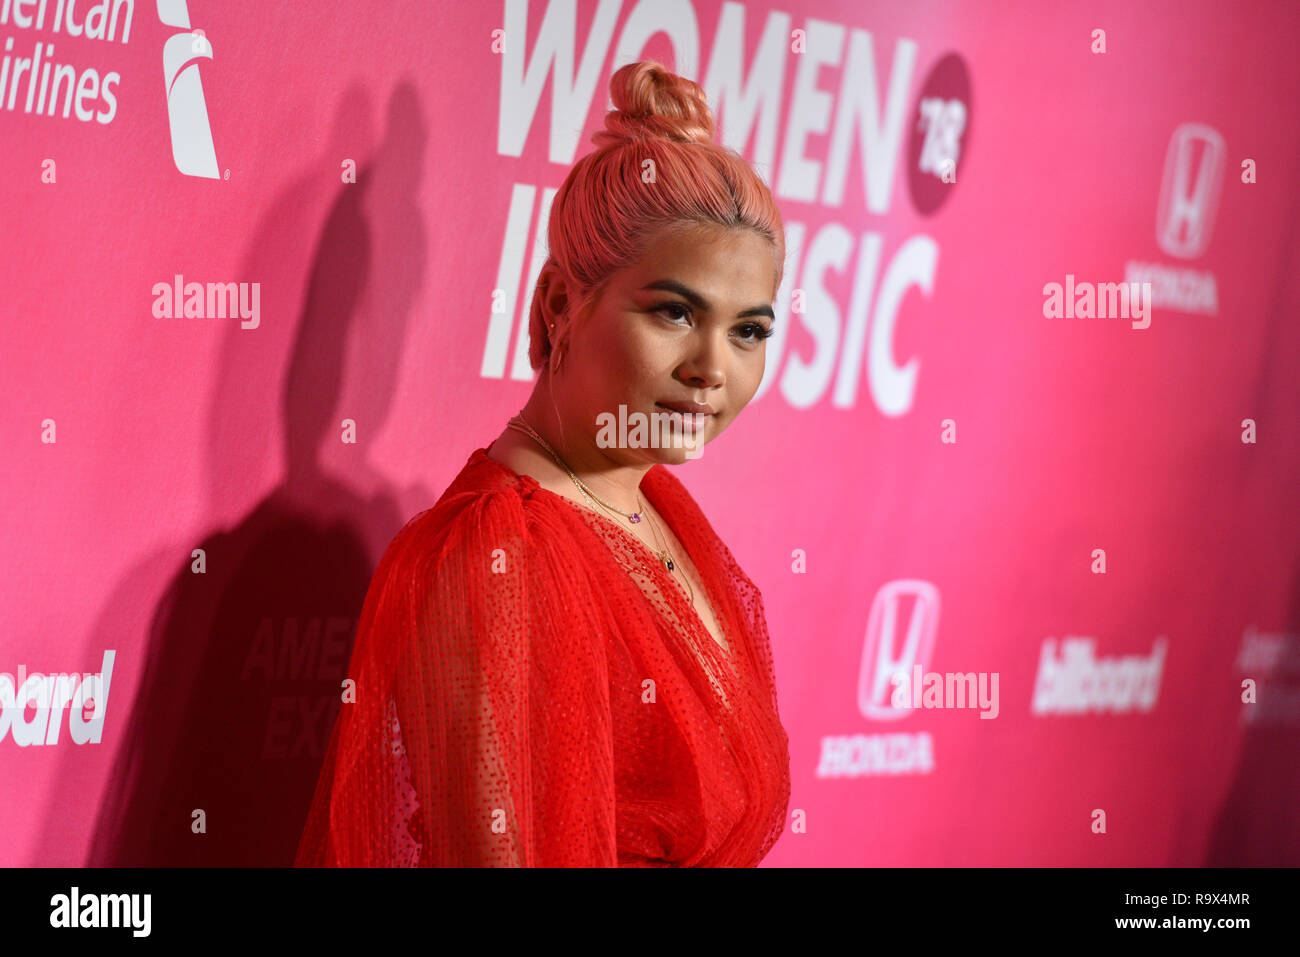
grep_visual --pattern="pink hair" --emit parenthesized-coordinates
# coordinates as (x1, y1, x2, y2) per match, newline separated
(528, 60, 786, 370)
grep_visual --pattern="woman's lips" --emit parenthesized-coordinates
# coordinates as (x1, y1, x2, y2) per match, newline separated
(657, 399, 716, 414)
(655, 403, 713, 431)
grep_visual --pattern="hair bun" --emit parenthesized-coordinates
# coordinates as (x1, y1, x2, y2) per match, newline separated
(593, 60, 716, 148)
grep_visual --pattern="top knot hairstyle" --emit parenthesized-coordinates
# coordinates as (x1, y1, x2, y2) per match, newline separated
(528, 60, 786, 371)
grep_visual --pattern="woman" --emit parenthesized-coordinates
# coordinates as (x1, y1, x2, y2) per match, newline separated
(296, 60, 790, 867)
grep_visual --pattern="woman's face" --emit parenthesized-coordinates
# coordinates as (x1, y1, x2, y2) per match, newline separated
(555, 223, 778, 465)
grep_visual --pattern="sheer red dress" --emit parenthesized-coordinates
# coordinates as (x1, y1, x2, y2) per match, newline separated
(295, 447, 790, 866)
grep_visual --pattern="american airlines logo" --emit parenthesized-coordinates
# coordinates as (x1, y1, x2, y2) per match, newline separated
(158, 0, 219, 178)
(1155, 122, 1224, 259)
(857, 579, 940, 720)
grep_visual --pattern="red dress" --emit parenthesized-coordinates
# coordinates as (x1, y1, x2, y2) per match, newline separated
(295, 447, 790, 866)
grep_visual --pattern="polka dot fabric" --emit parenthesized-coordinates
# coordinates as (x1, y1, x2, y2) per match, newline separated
(295, 447, 790, 866)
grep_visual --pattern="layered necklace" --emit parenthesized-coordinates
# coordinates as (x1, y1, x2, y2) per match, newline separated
(505, 412, 696, 609)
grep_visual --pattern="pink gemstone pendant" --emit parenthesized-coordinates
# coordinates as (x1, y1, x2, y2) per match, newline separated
(630, 513, 641, 523)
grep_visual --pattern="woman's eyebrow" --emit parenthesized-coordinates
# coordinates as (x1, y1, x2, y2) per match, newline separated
(640, 279, 775, 319)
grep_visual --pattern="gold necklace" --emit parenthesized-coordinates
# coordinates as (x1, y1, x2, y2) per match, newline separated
(639, 502, 696, 608)
(505, 417, 640, 520)
(505, 413, 696, 606)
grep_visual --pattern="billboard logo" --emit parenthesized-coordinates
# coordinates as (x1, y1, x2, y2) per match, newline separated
(0, 651, 116, 746)
(158, 0, 219, 178)
(1031, 636, 1167, 715)
(857, 579, 940, 720)
(1156, 123, 1224, 259)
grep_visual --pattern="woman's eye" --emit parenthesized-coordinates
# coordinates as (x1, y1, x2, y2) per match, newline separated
(653, 304, 772, 344)
(735, 322, 774, 343)
(656, 302, 691, 322)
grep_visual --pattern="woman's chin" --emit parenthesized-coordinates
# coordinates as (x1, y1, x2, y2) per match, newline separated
(652, 437, 708, 464)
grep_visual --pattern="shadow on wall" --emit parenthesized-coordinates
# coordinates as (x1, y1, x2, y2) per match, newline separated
(1202, 532, 1300, 862)
(1203, 221, 1300, 868)
(1203, 565, 1300, 865)
(36, 81, 435, 866)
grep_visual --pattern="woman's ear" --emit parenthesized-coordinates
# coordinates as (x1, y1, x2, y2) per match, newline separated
(537, 260, 572, 334)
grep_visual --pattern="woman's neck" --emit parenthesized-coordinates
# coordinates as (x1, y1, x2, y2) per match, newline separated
(490, 388, 654, 513)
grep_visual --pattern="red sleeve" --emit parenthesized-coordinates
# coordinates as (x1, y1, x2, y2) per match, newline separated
(295, 489, 618, 867)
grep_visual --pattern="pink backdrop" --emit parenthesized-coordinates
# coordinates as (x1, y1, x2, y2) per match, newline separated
(2, 0, 1298, 866)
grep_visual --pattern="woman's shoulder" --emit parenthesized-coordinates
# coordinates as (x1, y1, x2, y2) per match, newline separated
(388, 447, 528, 536)
(643, 461, 714, 534)
(431, 446, 532, 509)
(375, 447, 580, 580)
(378, 448, 719, 574)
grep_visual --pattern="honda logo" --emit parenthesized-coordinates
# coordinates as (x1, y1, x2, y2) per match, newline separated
(1156, 123, 1224, 259)
(857, 580, 940, 720)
